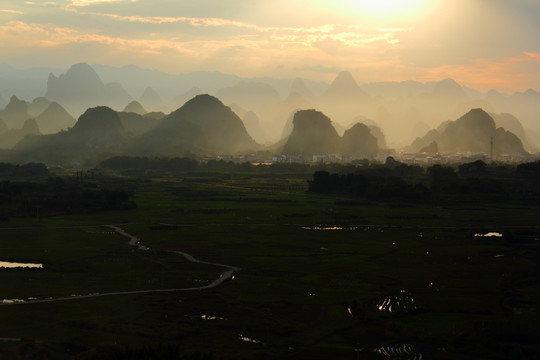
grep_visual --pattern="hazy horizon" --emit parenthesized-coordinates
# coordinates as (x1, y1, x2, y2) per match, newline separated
(1, 0, 540, 94)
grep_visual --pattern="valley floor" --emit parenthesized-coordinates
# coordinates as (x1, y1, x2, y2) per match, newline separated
(0, 170, 539, 359)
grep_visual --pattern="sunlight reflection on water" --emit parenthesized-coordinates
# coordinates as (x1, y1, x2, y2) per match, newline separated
(1, 299, 25, 304)
(301, 226, 347, 230)
(0, 261, 43, 269)
(373, 344, 423, 359)
(376, 290, 418, 313)
(474, 232, 503, 238)
(238, 334, 264, 345)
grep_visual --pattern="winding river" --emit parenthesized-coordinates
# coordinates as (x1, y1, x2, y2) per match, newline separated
(0, 225, 241, 306)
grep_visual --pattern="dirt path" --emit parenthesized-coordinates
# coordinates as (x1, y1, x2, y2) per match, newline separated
(0, 225, 241, 306)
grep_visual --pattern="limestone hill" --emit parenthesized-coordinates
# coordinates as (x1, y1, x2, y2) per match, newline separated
(35, 102, 75, 134)
(282, 110, 341, 155)
(11, 106, 125, 164)
(341, 123, 378, 157)
(135, 94, 258, 156)
(409, 109, 526, 155)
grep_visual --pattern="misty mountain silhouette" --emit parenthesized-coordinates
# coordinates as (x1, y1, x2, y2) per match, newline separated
(491, 113, 526, 142)
(318, 71, 368, 124)
(323, 71, 367, 100)
(143, 111, 166, 120)
(368, 125, 387, 149)
(419, 141, 438, 154)
(410, 109, 526, 155)
(118, 111, 162, 136)
(46, 63, 103, 106)
(432, 78, 468, 101)
(35, 101, 75, 134)
(348, 116, 387, 149)
(274, 92, 315, 139)
(282, 110, 341, 155)
(171, 86, 204, 110)
(69, 106, 124, 147)
(138, 86, 163, 112)
(11, 106, 125, 164)
(242, 111, 265, 143)
(28, 97, 52, 117)
(0, 118, 40, 149)
(46, 63, 132, 115)
(0, 118, 7, 134)
(280, 110, 302, 139)
(3, 62, 540, 148)
(490, 112, 537, 152)
(289, 78, 314, 99)
(341, 123, 378, 157)
(0, 95, 29, 129)
(216, 82, 281, 111)
(408, 129, 440, 154)
(123, 100, 147, 115)
(105, 82, 132, 107)
(135, 94, 258, 156)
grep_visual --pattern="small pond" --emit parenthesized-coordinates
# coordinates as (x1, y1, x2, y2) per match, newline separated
(0, 261, 43, 269)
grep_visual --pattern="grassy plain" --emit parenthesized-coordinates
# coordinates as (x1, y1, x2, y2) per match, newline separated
(0, 169, 539, 359)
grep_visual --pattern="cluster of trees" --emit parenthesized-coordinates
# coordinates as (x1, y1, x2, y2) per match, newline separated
(308, 160, 540, 203)
(308, 166, 429, 201)
(0, 177, 135, 217)
(516, 161, 540, 178)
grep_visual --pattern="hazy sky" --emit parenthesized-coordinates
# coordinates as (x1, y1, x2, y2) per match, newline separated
(1, 0, 539, 92)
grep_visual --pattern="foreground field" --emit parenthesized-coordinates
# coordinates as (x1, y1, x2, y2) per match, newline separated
(0, 170, 539, 359)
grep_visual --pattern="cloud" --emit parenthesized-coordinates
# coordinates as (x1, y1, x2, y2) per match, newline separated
(0, 20, 191, 54)
(69, 0, 136, 6)
(0, 9, 23, 14)
(24, 1, 59, 7)
(83, 12, 261, 30)
(524, 52, 540, 61)
(54, 8, 406, 58)
(2, 0, 538, 92)
(407, 52, 540, 92)
(376, 27, 414, 32)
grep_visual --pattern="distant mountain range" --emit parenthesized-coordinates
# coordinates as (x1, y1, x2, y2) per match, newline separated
(0, 92, 530, 166)
(0, 95, 75, 150)
(281, 110, 386, 158)
(0, 62, 539, 155)
(8, 95, 258, 165)
(408, 109, 526, 155)
(133, 94, 257, 156)
(46, 63, 132, 115)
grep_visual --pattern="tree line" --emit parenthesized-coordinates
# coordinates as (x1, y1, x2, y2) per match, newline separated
(308, 159, 540, 203)
(0, 176, 135, 218)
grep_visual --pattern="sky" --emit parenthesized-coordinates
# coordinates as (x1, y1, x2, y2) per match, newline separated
(1, 0, 539, 93)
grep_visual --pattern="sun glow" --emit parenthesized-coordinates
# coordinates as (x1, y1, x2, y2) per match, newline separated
(348, 0, 433, 20)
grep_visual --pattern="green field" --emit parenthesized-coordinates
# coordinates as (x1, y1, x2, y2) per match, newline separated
(0, 169, 539, 359)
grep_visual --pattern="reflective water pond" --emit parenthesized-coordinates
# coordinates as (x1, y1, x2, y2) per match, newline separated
(373, 343, 422, 359)
(474, 232, 503, 238)
(1, 299, 25, 304)
(301, 225, 385, 232)
(301, 226, 349, 231)
(0, 261, 43, 269)
(238, 334, 264, 345)
(364, 342, 452, 359)
(376, 290, 418, 314)
(347, 290, 420, 318)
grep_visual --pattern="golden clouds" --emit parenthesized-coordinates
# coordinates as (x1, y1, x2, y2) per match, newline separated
(0, 0, 538, 92)
(69, 0, 136, 7)
(0, 8, 23, 14)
